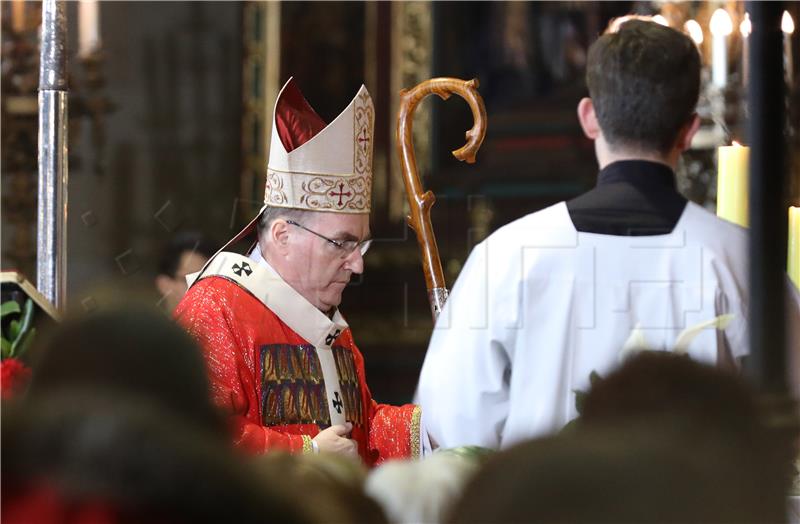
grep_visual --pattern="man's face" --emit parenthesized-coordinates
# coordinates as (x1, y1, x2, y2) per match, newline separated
(281, 212, 369, 313)
(157, 250, 209, 312)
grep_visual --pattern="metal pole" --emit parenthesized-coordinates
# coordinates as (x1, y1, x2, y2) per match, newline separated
(746, 1, 787, 394)
(36, 0, 68, 309)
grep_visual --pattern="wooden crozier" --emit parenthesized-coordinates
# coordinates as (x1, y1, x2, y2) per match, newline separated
(396, 77, 487, 320)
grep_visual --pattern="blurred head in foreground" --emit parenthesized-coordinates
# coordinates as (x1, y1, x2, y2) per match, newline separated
(27, 305, 225, 439)
(2, 393, 310, 524)
(452, 352, 791, 523)
(451, 420, 776, 524)
(255, 451, 387, 524)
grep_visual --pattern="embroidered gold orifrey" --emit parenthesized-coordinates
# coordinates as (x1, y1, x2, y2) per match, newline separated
(332, 345, 364, 426)
(260, 343, 364, 427)
(302, 435, 314, 454)
(410, 406, 422, 460)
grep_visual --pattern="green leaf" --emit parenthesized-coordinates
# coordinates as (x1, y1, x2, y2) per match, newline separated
(574, 389, 587, 414)
(1, 301, 21, 318)
(438, 445, 495, 463)
(1, 338, 11, 358)
(561, 417, 580, 435)
(9, 320, 20, 342)
(14, 327, 36, 358)
(15, 299, 34, 342)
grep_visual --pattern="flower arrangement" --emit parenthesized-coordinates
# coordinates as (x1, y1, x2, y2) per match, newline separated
(1, 298, 35, 399)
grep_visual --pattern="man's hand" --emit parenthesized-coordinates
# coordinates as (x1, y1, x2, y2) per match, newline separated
(312, 422, 357, 457)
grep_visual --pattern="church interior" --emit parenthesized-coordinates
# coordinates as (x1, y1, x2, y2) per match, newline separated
(2, 1, 800, 522)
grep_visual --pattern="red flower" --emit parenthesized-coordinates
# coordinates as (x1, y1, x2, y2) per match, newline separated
(1, 358, 31, 399)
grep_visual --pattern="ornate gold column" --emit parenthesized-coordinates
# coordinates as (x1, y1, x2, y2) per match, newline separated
(389, 1, 432, 222)
(364, 2, 387, 217)
(240, 1, 281, 222)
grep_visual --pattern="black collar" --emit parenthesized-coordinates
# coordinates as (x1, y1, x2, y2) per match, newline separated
(596, 160, 678, 191)
(566, 160, 687, 236)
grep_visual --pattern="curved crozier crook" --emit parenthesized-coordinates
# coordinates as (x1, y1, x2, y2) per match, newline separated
(395, 77, 488, 320)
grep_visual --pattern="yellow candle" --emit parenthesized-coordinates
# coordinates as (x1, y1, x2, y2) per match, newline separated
(789, 206, 800, 290)
(717, 143, 750, 227)
(11, 0, 26, 33)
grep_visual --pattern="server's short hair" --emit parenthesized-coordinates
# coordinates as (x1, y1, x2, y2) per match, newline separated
(587, 19, 701, 154)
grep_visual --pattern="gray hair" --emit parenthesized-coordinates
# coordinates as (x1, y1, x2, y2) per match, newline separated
(256, 206, 319, 242)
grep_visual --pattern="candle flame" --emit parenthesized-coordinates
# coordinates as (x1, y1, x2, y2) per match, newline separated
(606, 14, 676, 34)
(783, 11, 795, 35)
(685, 19, 704, 44)
(710, 9, 733, 37)
(732, 141, 742, 147)
(652, 15, 669, 27)
(740, 13, 752, 37)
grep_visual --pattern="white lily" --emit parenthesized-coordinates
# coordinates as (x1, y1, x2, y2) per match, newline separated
(618, 315, 735, 360)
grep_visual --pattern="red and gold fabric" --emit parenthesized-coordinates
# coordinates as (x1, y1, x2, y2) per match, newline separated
(175, 253, 420, 466)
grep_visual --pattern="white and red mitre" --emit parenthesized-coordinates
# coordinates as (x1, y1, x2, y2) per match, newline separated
(201, 78, 375, 259)
(265, 77, 374, 214)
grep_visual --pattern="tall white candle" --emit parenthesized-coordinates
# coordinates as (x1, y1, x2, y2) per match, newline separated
(710, 9, 733, 88)
(684, 19, 704, 46)
(740, 13, 751, 88)
(783, 11, 795, 87)
(78, 0, 100, 58)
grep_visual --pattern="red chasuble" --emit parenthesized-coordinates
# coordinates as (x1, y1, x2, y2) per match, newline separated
(175, 255, 421, 466)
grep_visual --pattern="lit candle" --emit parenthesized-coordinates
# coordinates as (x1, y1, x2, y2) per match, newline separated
(652, 15, 669, 27)
(11, 0, 26, 33)
(740, 13, 751, 87)
(716, 142, 749, 228)
(783, 11, 795, 87)
(710, 9, 733, 88)
(78, 0, 101, 58)
(684, 19, 704, 47)
(789, 207, 800, 290)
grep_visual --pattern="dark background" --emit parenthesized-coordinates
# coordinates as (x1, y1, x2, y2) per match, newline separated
(3, 1, 798, 405)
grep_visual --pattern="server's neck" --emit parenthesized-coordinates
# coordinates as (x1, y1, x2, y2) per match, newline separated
(594, 134, 678, 172)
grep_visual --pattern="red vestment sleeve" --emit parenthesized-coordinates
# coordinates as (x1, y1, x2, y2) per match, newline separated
(343, 336, 422, 466)
(175, 279, 310, 455)
(367, 400, 422, 466)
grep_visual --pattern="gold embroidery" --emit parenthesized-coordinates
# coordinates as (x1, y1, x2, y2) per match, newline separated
(261, 344, 330, 426)
(300, 176, 369, 211)
(288, 349, 303, 380)
(353, 91, 373, 179)
(411, 405, 422, 460)
(265, 170, 288, 205)
(332, 346, 348, 382)
(331, 345, 364, 426)
(265, 169, 371, 213)
(308, 384, 326, 423)
(281, 386, 297, 422)
(302, 435, 314, 454)
(263, 347, 278, 382)
(260, 343, 364, 427)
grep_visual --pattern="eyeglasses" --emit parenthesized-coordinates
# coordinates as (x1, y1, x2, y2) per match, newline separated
(286, 220, 372, 257)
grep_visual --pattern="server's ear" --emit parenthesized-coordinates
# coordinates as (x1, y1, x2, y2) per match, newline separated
(676, 113, 701, 152)
(577, 97, 600, 140)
